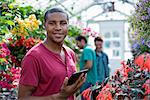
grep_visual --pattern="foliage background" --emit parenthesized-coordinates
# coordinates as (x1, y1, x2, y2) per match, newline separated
(128, 0, 150, 56)
(0, 0, 83, 93)
(1, 0, 149, 99)
(81, 0, 150, 99)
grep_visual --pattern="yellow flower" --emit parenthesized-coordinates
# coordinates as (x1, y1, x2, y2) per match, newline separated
(10, 27, 18, 35)
(29, 14, 36, 20)
(11, 14, 40, 36)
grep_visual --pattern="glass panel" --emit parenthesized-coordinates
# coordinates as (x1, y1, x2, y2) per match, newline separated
(112, 31, 119, 38)
(104, 41, 111, 48)
(113, 49, 120, 57)
(112, 40, 120, 47)
(104, 32, 111, 38)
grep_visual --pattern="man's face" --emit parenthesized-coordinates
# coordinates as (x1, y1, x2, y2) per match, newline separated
(95, 40, 103, 50)
(76, 40, 84, 49)
(44, 12, 68, 44)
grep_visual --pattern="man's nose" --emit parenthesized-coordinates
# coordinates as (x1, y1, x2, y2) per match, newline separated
(55, 23, 62, 30)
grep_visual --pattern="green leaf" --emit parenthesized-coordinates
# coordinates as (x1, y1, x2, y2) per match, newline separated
(0, 65, 5, 71)
(3, 12, 12, 17)
(1, 30, 8, 34)
(5, 20, 15, 26)
(8, 3, 14, 9)
(0, 17, 7, 25)
(0, 26, 9, 34)
(0, 58, 6, 63)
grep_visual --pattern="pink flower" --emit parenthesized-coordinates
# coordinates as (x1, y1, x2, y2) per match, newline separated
(83, 28, 91, 32)
(0, 42, 11, 58)
(0, 67, 21, 90)
(142, 79, 150, 95)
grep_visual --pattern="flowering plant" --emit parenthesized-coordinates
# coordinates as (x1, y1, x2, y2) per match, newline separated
(82, 27, 98, 38)
(10, 14, 40, 36)
(3, 11, 42, 68)
(0, 1, 43, 93)
(82, 53, 150, 100)
(0, 67, 21, 90)
(0, 42, 21, 92)
(128, 0, 150, 56)
(0, 26, 41, 99)
(7, 36, 41, 67)
(0, 42, 10, 67)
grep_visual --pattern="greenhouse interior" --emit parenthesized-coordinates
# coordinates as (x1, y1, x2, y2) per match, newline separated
(0, 0, 150, 100)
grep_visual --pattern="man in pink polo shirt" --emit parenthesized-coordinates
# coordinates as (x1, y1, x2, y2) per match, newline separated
(18, 8, 86, 100)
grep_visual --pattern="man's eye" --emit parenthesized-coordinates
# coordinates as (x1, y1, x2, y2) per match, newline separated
(61, 22, 67, 25)
(48, 22, 54, 25)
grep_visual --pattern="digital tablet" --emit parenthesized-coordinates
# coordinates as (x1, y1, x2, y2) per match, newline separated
(67, 69, 88, 85)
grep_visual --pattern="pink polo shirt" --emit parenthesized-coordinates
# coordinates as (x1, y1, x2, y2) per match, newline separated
(19, 42, 77, 100)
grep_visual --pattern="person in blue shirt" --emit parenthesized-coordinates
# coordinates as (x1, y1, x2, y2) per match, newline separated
(76, 35, 97, 98)
(94, 36, 110, 84)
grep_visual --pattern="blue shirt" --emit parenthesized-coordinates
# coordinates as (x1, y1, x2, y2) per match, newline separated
(96, 51, 109, 83)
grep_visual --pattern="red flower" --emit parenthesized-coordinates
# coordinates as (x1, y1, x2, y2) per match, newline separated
(96, 89, 113, 100)
(134, 53, 150, 72)
(123, 66, 134, 77)
(117, 61, 134, 78)
(96, 83, 114, 100)
(82, 88, 92, 100)
(142, 79, 150, 95)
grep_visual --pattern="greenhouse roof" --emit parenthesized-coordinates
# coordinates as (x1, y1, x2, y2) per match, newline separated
(18, 0, 138, 21)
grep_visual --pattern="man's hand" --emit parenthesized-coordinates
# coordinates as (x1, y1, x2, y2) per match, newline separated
(58, 73, 86, 99)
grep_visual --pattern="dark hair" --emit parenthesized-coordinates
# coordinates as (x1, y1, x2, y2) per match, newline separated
(94, 36, 103, 43)
(44, 8, 69, 21)
(76, 35, 87, 43)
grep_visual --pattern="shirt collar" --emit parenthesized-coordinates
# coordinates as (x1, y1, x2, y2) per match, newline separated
(62, 45, 72, 59)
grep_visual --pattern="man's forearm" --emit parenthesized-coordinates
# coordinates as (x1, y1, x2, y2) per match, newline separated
(18, 93, 67, 100)
(84, 60, 92, 69)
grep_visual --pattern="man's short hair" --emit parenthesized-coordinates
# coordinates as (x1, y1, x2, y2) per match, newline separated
(94, 36, 103, 43)
(76, 35, 87, 43)
(44, 8, 69, 21)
